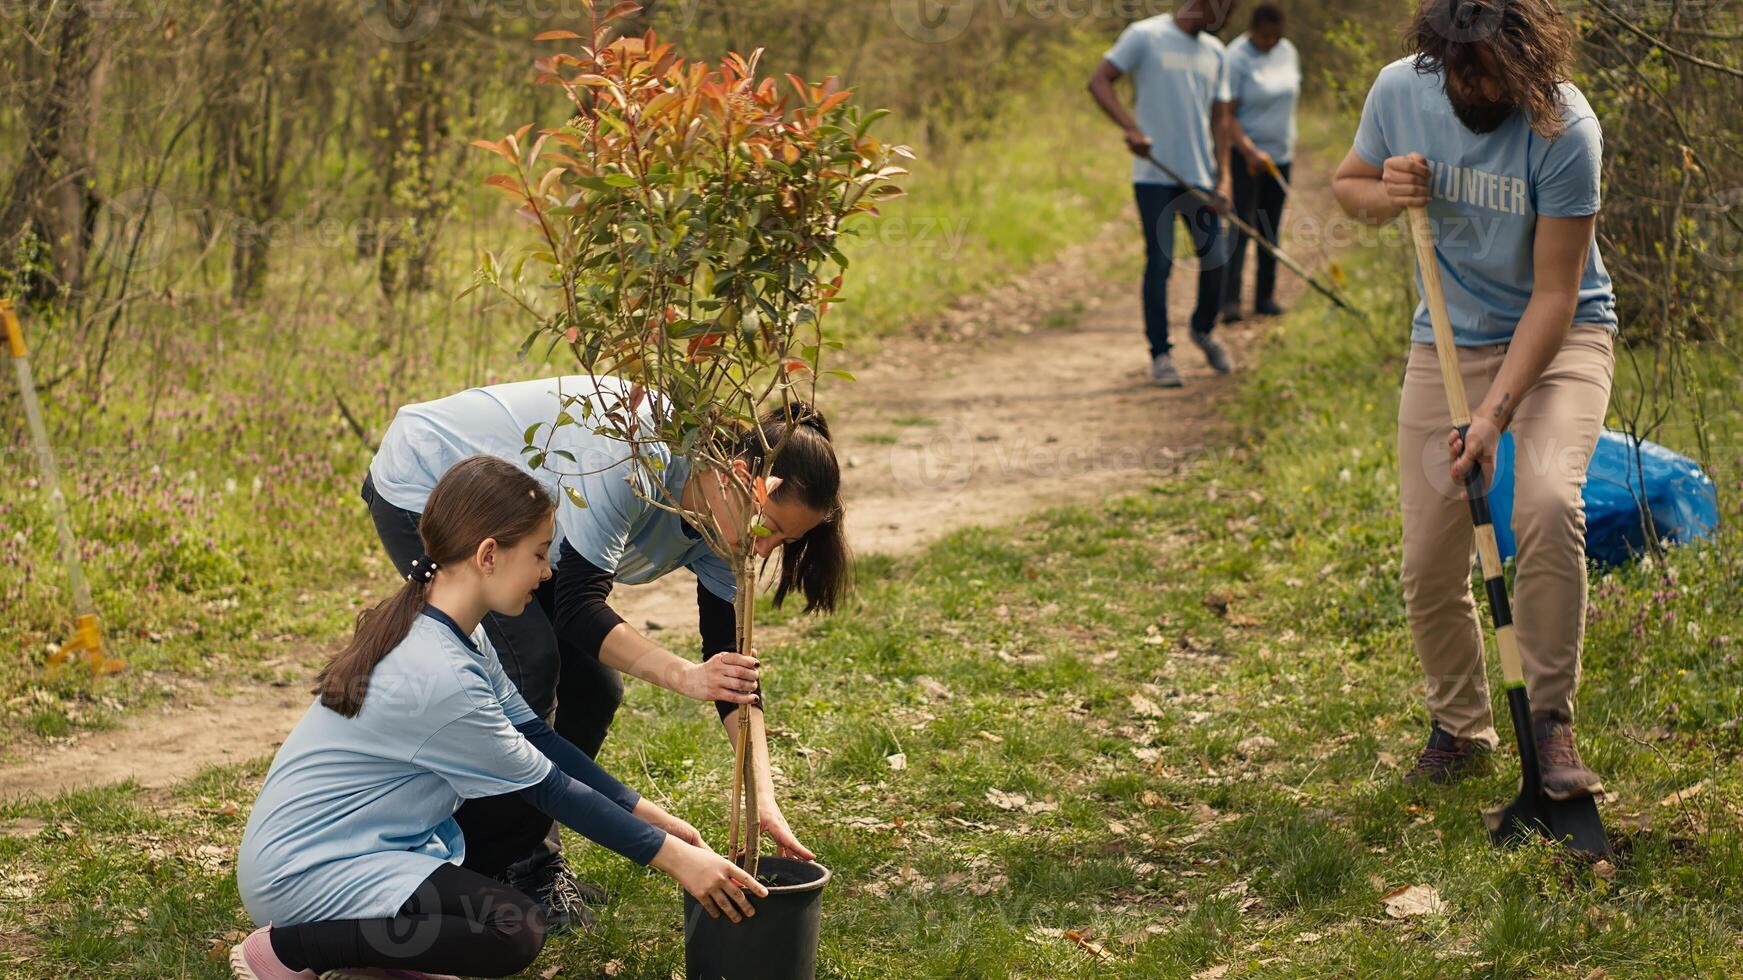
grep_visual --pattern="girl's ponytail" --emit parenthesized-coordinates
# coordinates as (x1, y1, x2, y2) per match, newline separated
(316, 455, 555, 717)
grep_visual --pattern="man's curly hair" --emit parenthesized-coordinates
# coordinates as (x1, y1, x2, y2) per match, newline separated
(1407, 0, 1577, 140)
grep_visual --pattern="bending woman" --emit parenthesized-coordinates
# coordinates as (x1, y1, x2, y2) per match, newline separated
(361, 374, 847, 928)
(233, 456, 763, 980)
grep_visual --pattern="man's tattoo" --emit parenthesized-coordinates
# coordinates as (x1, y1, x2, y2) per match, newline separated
(1492, 391, 1512, 425)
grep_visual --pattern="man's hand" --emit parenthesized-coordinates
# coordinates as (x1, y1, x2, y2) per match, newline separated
(1383, 152, 1432, 208)
(1245, 147, 1276, 177)
(1124, 128, 1154, 158)
(760, 804, 816, 862)
(1449, 418, 1501, 493)
(1210, 176, 1233, 215)
(681, 651, 759, 705)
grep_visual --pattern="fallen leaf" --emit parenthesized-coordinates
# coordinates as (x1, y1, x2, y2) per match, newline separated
(1065, 929, 1111, 960)
(1202, 591, 1232, 617)
(1376, 751, 1399, 769)
(603, 961, 624, 977)
(986, 789, 1026, 811)
(1658, 781, 1707, 807)
(1129, 693, 1164, 718)
(976, 730, 1004, 743)
(914, 676, 952, 701)
(1593, 859, 1617, 880)
(886, 752, 907, 772)
(1193, 966, 1229, 980)
(1381, 883, 1446, 919)
(1235, 735, 1277, 758)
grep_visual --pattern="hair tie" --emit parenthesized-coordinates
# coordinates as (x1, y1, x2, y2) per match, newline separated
(407, 555, 439, 584)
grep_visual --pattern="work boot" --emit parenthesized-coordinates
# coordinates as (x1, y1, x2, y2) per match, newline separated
(1532, 713, 1605, 800)
(1189, 328, 1233, 374)
(1405, 721, 1492, 785)
(1150, 353, 1184, 388)
(503, 854, 604, 935)
(1221, 302, 1244, 324)
(1254, 299, 1286, 317)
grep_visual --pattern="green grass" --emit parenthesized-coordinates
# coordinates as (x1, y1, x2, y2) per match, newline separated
(6, 235, 1740, 977)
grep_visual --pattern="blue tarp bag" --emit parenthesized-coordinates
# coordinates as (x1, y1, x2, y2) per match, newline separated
(1487, 429, 1721, 567)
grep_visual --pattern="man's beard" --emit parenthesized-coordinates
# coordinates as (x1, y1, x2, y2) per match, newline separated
(1450, 97, 1516, 134)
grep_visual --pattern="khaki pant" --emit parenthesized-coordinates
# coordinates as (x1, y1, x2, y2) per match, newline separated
(1397, 324, 1615, 748)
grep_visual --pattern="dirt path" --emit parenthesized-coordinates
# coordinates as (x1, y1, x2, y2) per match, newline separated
(0, 153, 1339, 803)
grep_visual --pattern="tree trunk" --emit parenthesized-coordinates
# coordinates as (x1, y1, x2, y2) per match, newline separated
(1, 6, 100, 303)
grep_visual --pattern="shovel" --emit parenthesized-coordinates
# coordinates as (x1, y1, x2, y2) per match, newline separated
(1405, 206, 1610, 857)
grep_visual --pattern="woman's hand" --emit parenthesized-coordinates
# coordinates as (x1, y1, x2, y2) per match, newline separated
(651, 836, 768, 923)
(760, 804, 816, 862)
(681, 650, 760, 705)
(1449, 418, 1502, 493)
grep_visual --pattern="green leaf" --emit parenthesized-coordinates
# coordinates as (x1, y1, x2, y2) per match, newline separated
(564, 485, 589, 509)
(523, 422, 544, 445)
(604, 174, 639, 188)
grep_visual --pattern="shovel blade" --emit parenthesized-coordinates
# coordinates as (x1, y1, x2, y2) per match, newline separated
(1483, 791, 1610, 856)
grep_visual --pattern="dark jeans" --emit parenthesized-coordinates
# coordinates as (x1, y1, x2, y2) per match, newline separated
(268, 862, 546, 978)
(1225, 160, 1290, 311)
(361, 474, 624, 880)
(1134, 182, 1228, 357)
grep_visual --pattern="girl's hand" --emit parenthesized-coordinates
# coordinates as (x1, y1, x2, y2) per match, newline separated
(652, 837, 768, 923)
(761, 805, 816, 862)
(1449, 418, 1501, 493)
(682, 650, 760, 705)
(658, 813, 709, 851)
(632, 798, 710, 851)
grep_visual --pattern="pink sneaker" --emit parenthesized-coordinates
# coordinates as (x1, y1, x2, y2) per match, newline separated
(230, 926, 318, 980)
(317, 962, 460, 969)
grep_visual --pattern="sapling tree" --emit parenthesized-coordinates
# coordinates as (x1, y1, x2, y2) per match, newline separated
(468, 0, 908, 876)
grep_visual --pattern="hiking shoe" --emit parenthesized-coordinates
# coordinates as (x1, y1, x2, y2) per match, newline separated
(1533, 713, 1605, 800)
(230, 926, 317, 980)
(505, 857, 601, 935)
(1150, 353, 1184, 388)
(1254, 299, 1286, 317)
(322, 962, 463, 969)
(1405, 722, 1492, 785)
(1190, 329, 1233, 374)
(1221, 303, 1245, 324)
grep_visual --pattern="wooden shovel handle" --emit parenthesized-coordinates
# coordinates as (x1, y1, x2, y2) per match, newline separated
(1405, 205, 1526, 687)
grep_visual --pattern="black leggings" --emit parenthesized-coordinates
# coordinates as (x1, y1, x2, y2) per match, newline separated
(268, 863, 546, 977)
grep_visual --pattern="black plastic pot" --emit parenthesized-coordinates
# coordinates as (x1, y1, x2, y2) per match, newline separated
(682, 856, 831, 980)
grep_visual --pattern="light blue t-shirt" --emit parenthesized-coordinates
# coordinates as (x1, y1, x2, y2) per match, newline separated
(1227, 34, 1300, 165)
(1105, 14, 1232, 189)
(368, 375, 736, 601)
(237, 612, 558, 926)
(1352, 58, 1619, 346)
